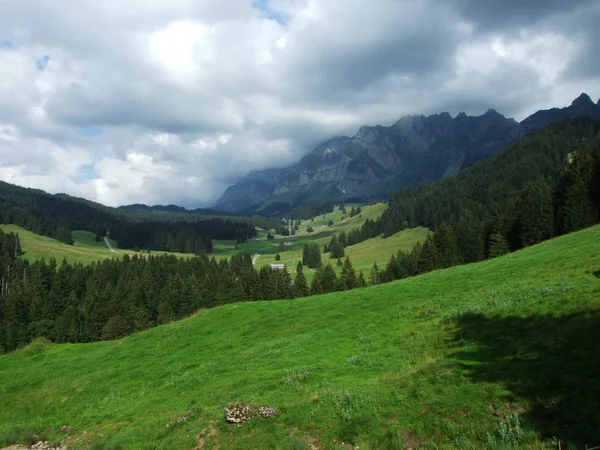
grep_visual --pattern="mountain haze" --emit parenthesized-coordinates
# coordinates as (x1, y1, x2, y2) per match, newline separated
(214, 94, 600, 213)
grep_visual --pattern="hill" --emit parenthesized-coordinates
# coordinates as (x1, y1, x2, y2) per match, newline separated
(214, 93, 600, 214)
(214, 202, 429, 281)
(0, 225, 190, 264)
(0, 180, 282, 255)
(1, 224, 599, 449)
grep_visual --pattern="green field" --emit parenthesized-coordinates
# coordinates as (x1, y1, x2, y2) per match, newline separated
(2, 225, 599, 449)
(213, 203, 428, 281)
(0, 225, 190, 264)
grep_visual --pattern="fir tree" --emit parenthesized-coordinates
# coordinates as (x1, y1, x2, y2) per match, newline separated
(340, 256, 358, 290)
(517, 179, 554, 246)
(488, 231, 509, 258)
(294, 270, 309, 297)
(369, 262, 380, 285)
(357, 271, 366, 287)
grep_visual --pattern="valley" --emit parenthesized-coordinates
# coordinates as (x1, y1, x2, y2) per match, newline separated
(2, 3, 600, 449)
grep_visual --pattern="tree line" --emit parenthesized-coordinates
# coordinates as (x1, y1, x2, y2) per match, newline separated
(337, 117, 600, 260)
(0, 181, 287, 253)
(343, 117, 600, 286)
(0, 231, 368, 352)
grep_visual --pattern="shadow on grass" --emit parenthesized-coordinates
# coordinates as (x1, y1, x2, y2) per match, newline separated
(450, 310, 600, 448)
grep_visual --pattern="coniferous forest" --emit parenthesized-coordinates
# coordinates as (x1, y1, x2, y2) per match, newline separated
(340, 117, 600, 275)
(0, 229, 368, 351)
(0, 180, 288, 252)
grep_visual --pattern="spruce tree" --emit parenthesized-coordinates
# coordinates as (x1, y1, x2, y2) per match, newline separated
(302, 243, 309, 266)
(554, 151, 597, 235)
(432, 222, 460, 268)
(340, 256, 358, 290)
(357, 271, 366, 287)
(370, 262, 380, 285)
(417, 235, 438, 274)
(294, 270, 309, 298)
(517, 179, 554, 247)
(488, 231, 509, 258)
(309, 275, 323, 296)
(318, 264, 338, 293)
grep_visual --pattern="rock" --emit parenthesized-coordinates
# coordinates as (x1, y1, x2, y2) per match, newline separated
(257, 405, 277, 418)
(58, 426, 71, 433)
(28, 442, 67, 450)
(224, 403, 255, 423)
(224, 403, 277, 423)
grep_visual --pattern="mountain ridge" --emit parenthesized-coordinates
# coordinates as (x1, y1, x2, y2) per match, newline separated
(214, 94, 600, 214)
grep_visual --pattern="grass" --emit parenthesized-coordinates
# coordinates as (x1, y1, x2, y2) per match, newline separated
(1, 225, 599, 449)
(214, 203, 428, 281)
(0, 224, 191, 264)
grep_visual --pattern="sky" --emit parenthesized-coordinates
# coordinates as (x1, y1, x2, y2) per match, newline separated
(0, 0, 599, 208)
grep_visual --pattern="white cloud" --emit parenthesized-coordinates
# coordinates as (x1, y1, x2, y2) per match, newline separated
(0, 0, 599, 207)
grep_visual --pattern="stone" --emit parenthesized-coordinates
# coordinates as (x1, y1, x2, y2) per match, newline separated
(224, 403, 255, 423)
(257, 405, 277, 418)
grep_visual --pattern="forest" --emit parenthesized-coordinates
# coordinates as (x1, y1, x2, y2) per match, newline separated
(0, 228, 368, 351)
(336, 117, 600, 264)
(0, 181, 286, 253)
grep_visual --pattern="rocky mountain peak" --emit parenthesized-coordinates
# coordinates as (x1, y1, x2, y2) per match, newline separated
(213, 93, 600, 213)
(571, 93, 595, 108)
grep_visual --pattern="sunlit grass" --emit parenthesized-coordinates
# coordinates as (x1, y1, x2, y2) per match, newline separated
(1, 225, 599, 449)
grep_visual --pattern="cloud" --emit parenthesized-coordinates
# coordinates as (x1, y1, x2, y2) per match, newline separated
(0, 0, 599, 207)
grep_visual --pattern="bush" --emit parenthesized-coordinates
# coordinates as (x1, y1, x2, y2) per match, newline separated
(18, 337, 53, 356)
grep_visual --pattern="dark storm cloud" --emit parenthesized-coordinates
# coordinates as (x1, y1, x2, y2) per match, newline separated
(446, 0, 597, 31)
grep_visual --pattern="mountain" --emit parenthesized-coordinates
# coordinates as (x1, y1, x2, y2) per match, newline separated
(520, 93, 600, 133)
(214, 94, 600, 214)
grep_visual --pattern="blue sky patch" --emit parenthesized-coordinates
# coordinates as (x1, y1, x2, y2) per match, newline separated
(36, 55, 50, 71)
(252, 0, 285, 24)
(1, 39, 17, 50)
(76, 163, 99, 182)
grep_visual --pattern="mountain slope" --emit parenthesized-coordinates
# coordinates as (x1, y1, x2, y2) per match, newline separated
(215, 94, 600, 213)
(1, 225, 598, 449)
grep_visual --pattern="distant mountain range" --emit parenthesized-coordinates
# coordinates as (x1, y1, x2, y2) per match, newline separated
(213, 93, 600, 214)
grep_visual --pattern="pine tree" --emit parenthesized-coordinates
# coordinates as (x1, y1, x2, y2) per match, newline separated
(357, 271, 366, 287)
(294, 270, 309, 298)
(309, 275, 323, 296)
(302, 243, 309, 266)
(369, 262, 380, 285)
(307, 243, 322, 269)
(488, 231, 509, 258)
(517, 179, 554, 247)
(554, 151, 597, 235)
(340, 256, 358, 290)
(275, 253, 281, 261)
(417, 235, 438, 274)
(432, 222, 460, 268)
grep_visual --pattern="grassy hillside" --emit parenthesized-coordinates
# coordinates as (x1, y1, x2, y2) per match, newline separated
(0, 224, 190, 264)
(213, 203, 427, 281)
(1, 225, 599, 449)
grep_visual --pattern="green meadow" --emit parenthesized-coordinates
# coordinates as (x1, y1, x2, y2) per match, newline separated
(1, 225, 599, 449)
(0, 225, 190, 264)
(213, 203, 429, 281)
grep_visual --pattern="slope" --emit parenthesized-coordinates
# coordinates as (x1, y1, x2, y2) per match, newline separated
(1, 225, 599, 449)
(0, 225, 190, 264)
(214, 203, 428, 280)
